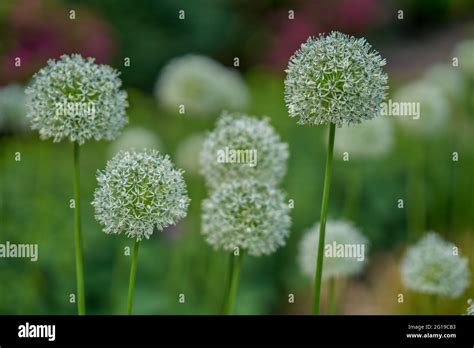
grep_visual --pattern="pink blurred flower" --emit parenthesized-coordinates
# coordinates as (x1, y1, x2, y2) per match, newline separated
(266, 12, 321, 68)
(337, 0, 382, 32)
(1, 0, 116, 84)
(265, 0, 383, 69)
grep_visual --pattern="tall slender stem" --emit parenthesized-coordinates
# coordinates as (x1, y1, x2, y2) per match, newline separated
(73, 142, 86, 315)
(327, 277, 337, 314)
(221, 252, 235, 314)
(127, 240, 141, 315)
(312, 123, 336, 315)
(223, 250, 244, 315)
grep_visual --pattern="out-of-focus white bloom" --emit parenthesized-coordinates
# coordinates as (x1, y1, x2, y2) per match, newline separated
(175, 133, 205, 175)
(200, 111, 288, 190)
(454, 39, 474, 76)
(92, 150, 190, 241)
(422, 64, 465, 102)
(298, 220, 369, 279)
(0, 84, 28, 132)
(332, 116, 394, 159)
(467, 299, 474, 315)
(109, 127, 162, 156)
(201, 180, 291, 257)
(285, 31, 388, 127)
(26, 54, 128, 144)
(401, 233, 470, 298)
(393, 80, 449, 135)
(155, 54, 249, 116)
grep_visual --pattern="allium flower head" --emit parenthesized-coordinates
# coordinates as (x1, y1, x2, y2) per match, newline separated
(175, 133, 205, 175)
(155, 54, 249, 116)
(285, 31, 388, 127)
(393, 80, 449, 135)
(298, 220, 369, 279)
(0, 84, 28, 132)
(332, 116, 394, 159)
(109, 126, 162, 156)
(401, 233, 470, 298)
(201, 180, 291, 256)
(92, 150, 190, 241)
(26, 54, 128, 144)
(200, 111, 288, 190)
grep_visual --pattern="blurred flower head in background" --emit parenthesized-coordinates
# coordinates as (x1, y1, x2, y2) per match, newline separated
(92, 149, 190, 241)
(0, 84, 28, 133)
(401, 233, 470, 298)
(155, 54, 249, 116)
(332, 116, 394, 159)
(298, 219, 369, 280)
(109, 126, 162, 157)
(422, 63, 465, 103)
(284, 31, 388, 127)
(266, 11, 320, 69)
(200, 111, 288, 190)
(337, 0, 382, 32)
(393, 80, 449, 135)
(454, 39, 474, 76)
(0, 0, 116, 84)
(266, 0, 383, 68)
(201, 180, 291, 257)
(175, 133, 205, 175)
(26, 54, 128, 144)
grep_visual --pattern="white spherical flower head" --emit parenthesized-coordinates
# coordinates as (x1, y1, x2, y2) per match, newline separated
(92, 150, 190, 241)
(26, 54, 128, 144)
(0, 84, 28, 132)
(298, 220, 369, 279)
(200, 112, 289, 190)
(332, 116, 394, 159)
(201, 180, 291, 257)
(155, 54, 249, 116)
(401, 233, 470, 298)
(285, 31, 388, 127)
(109, 127, 162, 156)
(175, 133, 205, 175)
(393, 80, 449, 135)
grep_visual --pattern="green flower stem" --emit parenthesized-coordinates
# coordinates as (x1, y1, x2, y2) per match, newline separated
(127, 240, 141, 315)
(73, 142, 86, 315)
(221, 252, 235, 314)
(313, 123, 336, 315)
(327, 277, 337, 315)
(223, 251, 245, 315)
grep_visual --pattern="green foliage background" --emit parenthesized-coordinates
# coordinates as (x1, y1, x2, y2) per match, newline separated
(0, 0, 473, 314)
